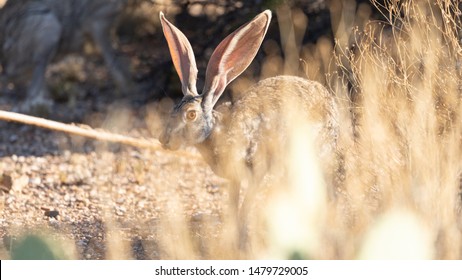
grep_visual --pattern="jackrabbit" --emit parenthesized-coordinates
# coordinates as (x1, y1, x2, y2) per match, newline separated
(0, 0, 134, 114)
(159, 10, 339, 248)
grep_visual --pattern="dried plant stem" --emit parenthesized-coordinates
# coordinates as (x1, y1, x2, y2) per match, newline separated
(0, 109, 201, 159)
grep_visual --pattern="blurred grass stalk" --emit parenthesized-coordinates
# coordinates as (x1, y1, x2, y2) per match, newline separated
(262, 0, 462, 259)
(3, 0, 462, 259)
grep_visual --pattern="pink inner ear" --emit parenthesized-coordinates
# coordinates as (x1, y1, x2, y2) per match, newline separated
(160, 12, 199, 96)
(202, 10, 272, 108)
(221, 24, 269, 80)
(162, 25, 185, 81)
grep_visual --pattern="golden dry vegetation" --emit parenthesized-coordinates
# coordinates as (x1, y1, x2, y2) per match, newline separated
(0, 0, 461, 259)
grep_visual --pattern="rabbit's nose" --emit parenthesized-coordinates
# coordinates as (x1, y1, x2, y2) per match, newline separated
(159, 132, 169, 146)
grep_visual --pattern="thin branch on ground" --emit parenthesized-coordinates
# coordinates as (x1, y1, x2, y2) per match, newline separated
(0, 110, 201, 160)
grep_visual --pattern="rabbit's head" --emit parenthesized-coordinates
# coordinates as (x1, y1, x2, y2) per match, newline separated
(159, 10, 271, 150)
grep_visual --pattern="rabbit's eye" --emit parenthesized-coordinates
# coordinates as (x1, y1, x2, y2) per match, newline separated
(186, 110, 197, 121)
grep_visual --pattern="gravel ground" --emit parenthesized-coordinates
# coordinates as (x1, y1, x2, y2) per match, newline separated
(0, 97, 228, 259)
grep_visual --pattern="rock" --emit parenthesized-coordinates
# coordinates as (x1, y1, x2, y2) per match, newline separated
(0, 174, 13, 193)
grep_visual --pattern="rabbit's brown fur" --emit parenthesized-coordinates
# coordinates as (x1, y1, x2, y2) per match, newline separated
(196, 75, 338, 184)
(159, 10, 339, 251)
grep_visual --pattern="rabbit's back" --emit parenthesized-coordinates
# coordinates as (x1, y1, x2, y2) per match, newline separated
(200, 75, 339, 183)
(231, 76, 337, 131)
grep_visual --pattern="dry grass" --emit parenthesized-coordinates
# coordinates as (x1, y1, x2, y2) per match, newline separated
(329, 0, 462, 259)
(2, 0, 462, 260)
(212, 0, 462, 259)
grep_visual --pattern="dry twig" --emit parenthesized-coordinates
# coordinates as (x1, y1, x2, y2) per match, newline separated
(0, 110, 201, 159)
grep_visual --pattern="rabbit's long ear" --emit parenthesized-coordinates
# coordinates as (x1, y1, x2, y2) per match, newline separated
(202, 10, 272, 111)
(160, 12, 199, 96)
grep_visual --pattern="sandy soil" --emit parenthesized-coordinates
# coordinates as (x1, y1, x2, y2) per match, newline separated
(0, 103, 228, 259)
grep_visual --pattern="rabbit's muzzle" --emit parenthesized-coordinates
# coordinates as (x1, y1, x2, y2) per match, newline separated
(159, 129, 181, 151)
(159, 131, 170, 149)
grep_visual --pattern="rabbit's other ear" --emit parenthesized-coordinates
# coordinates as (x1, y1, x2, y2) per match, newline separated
(160, 12, 199, 96)
(202, 10, 272, 111)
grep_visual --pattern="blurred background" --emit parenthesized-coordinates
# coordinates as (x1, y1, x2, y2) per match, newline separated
(0, 0, 387, 119)
(0, 0, 461, 260)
